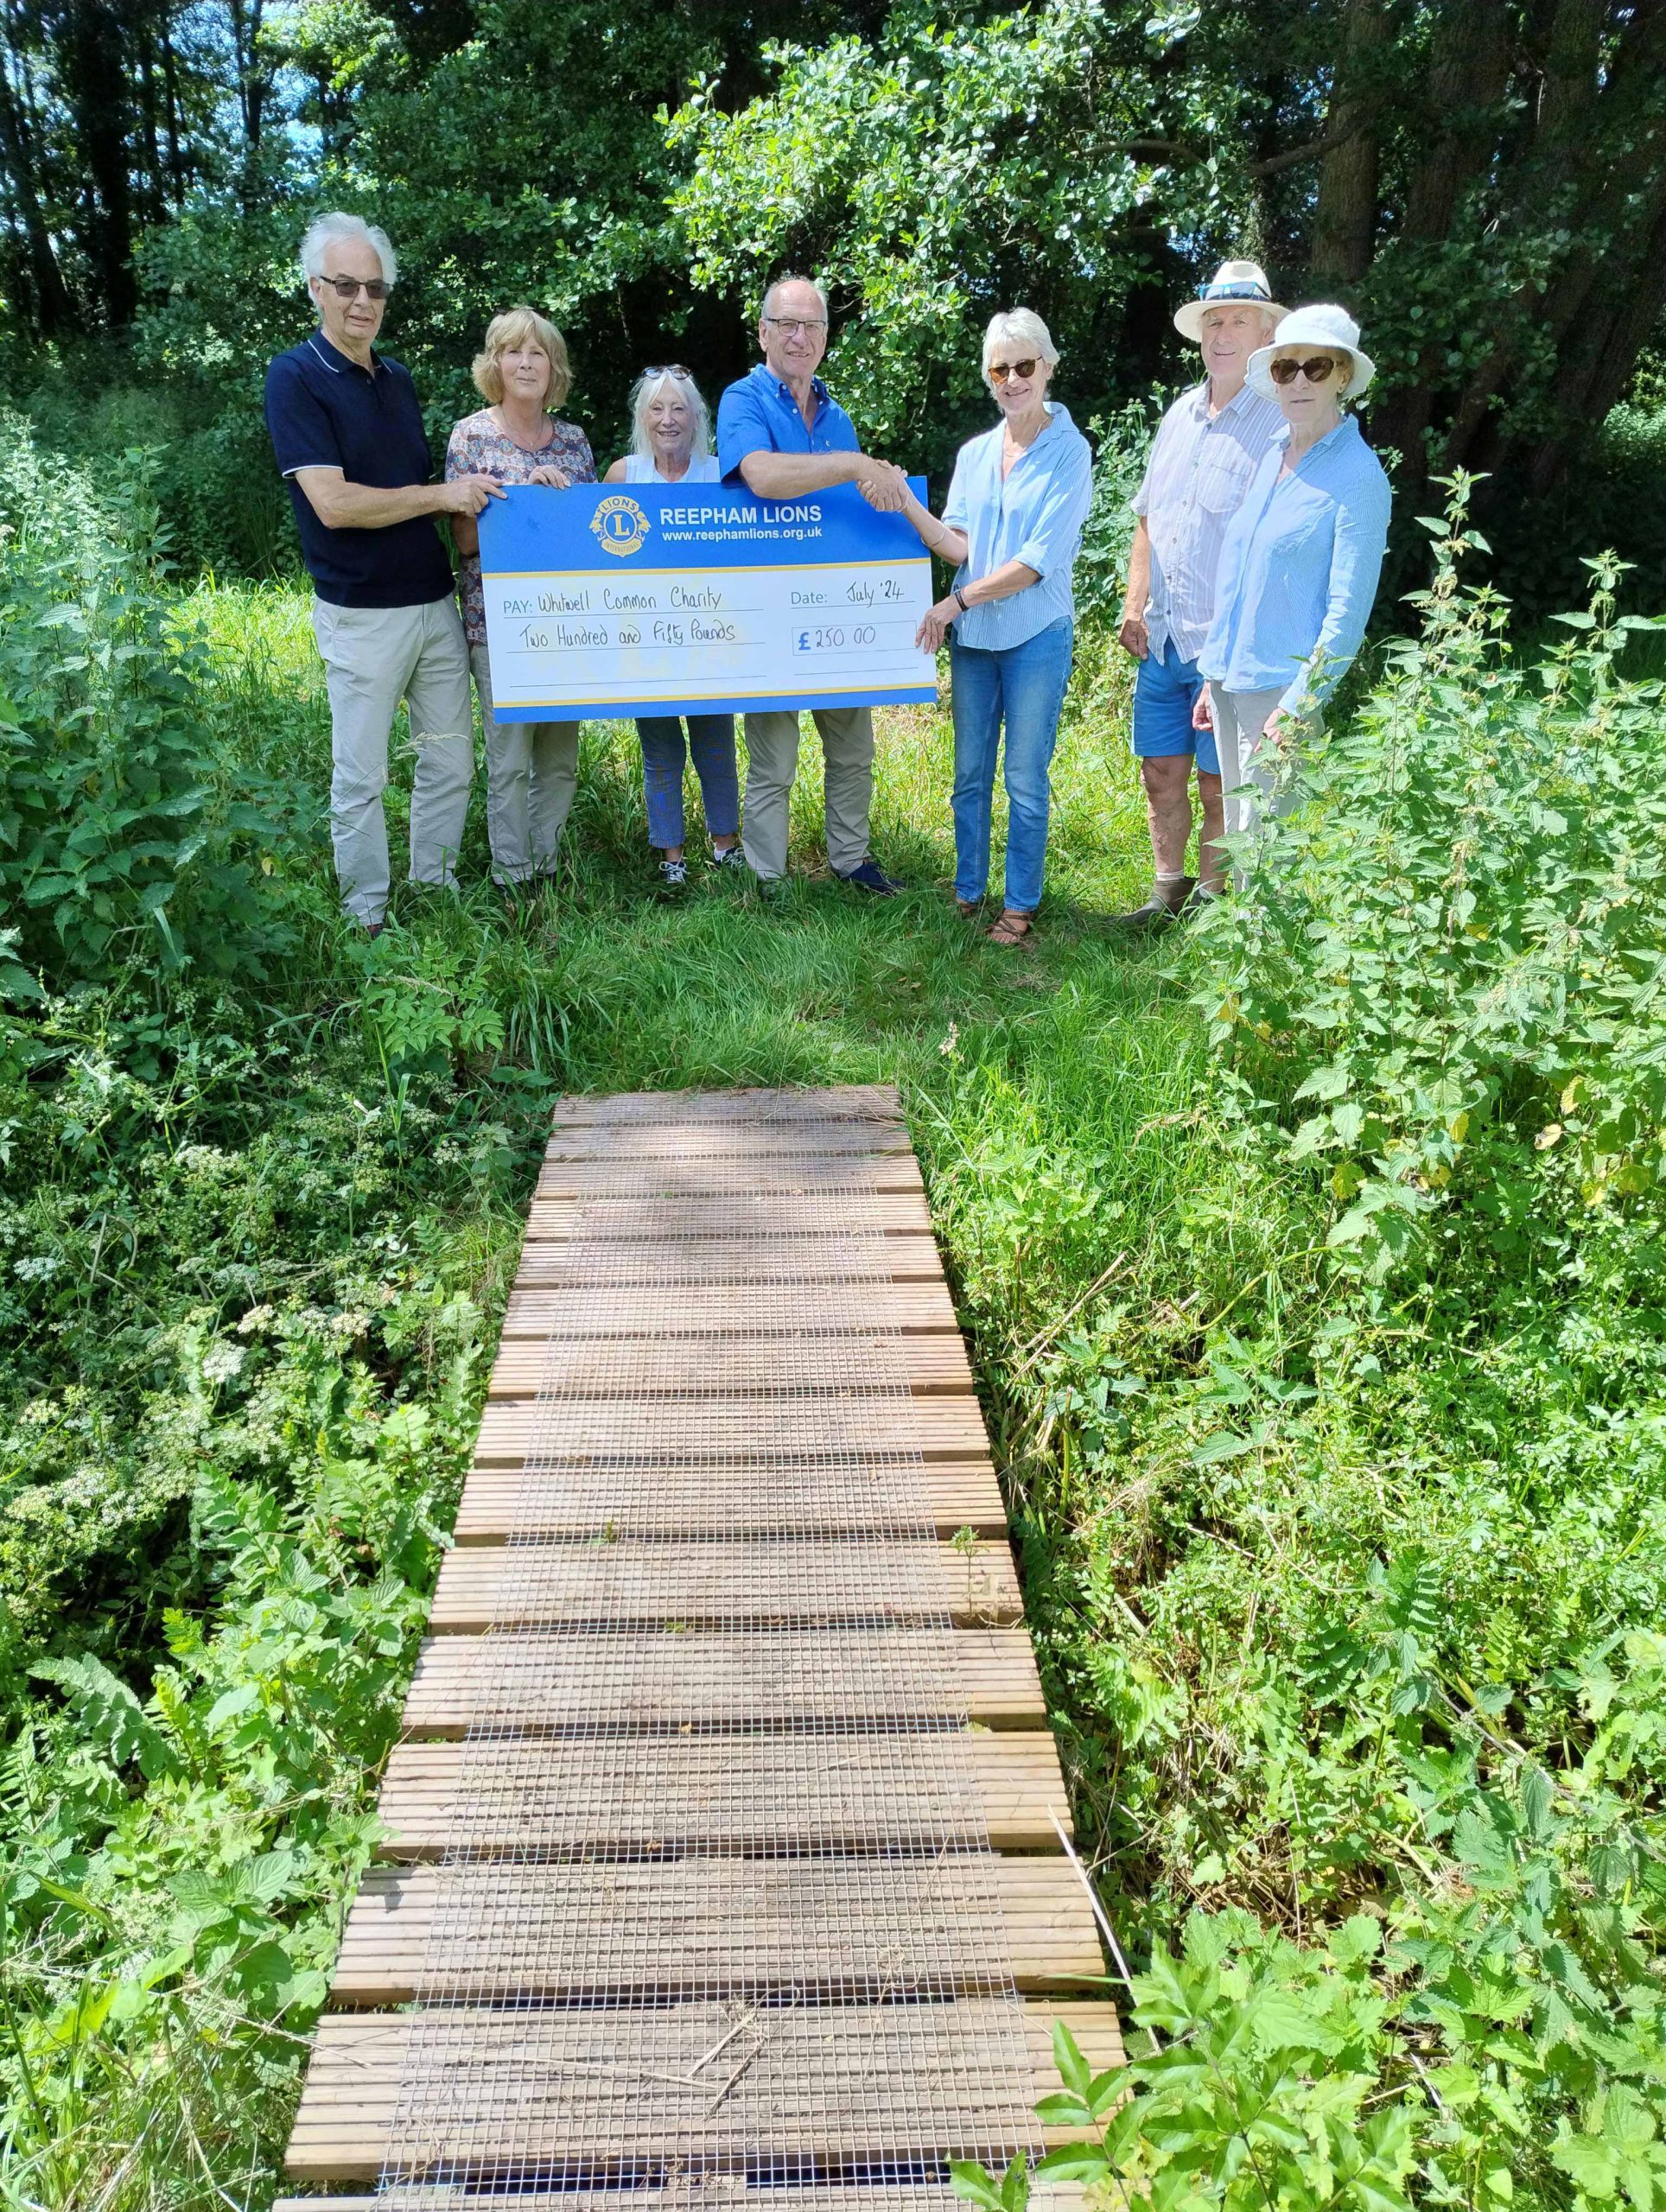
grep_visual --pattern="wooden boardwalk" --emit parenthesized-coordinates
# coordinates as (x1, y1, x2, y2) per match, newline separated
(279, 1084, 1121, 2208)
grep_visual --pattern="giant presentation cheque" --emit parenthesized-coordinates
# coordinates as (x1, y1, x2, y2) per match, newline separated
(476, 479, 937, 723)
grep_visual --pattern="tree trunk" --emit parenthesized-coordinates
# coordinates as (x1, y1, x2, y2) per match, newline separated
(1370, 0, 1510, 477)
(160, 11, 185, 204)
(1308, 0, 1389, 289)
(58, 0, 140, 324)
(0, 16, 73, 332)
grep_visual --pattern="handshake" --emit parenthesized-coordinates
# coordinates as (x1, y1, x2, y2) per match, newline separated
(852, 454, 912, 513)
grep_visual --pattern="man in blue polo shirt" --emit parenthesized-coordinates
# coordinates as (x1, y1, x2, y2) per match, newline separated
(264, 212, 504, 931)
(715, 275, 906, 896)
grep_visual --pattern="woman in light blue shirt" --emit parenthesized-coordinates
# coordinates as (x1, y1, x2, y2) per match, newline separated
(897, 310, 1093, 945)
(1193, 304, 1391, 868)
(602, 367, 739, 893)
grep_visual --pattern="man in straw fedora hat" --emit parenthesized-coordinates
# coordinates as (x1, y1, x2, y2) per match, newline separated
(1110, 259, 1286, 931)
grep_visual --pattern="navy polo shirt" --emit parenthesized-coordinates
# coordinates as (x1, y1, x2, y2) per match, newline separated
(715, 364, 861, 484)
(264, 331, 454, 608)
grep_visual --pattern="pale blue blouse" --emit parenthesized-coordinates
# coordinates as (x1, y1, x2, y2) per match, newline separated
(942, 404, 1093, 652)
(1200, 414, 1391, 719)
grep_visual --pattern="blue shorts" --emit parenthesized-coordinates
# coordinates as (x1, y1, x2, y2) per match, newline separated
(1131, 640, 1219, 776)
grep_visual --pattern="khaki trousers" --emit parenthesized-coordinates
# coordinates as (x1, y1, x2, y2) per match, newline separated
(468, 641, 581, 884)
(311, 596, 474, 925)
(741, 706, 874, 880)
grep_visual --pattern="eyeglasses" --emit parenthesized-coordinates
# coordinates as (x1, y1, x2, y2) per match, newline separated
(988, 359, 1039, 383)
(763, 316, 827, 336)
(644, 365, 694, 380)
(1269, 354, 1340, 385)
(320, 275, 389, 302)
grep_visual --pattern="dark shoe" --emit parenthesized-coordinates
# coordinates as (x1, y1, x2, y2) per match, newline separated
(1109, 876, 1195, 932)
(836, 858, 902, 897)
(1179, 882, 1223, 918)
(709, 843, 747, 870)
(658, 857, 690, 894)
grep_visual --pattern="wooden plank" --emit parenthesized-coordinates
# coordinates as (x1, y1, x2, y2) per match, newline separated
(284, 1999, 1122, 2181)
(523, 1192, 932, 1239)
(547, 1121, 914, 1159)
(451, 1458, 1008, 1541)
(486, 1332, 975, 1397)
(275, 2190, 1091, 2212)
(375, 1730, 1073, 1857)
(401, 1628, 1046, 1736)
(502, 1281, 959, 1337)
(537, 1153, 925, 1197)
(513, 1234, 943, 1285)
(330, 1859, 1103, 2005)
(429, 1535, 1021, 1631)
(552, 1084, 903, 1124)
(473, 1396, 989, 1466)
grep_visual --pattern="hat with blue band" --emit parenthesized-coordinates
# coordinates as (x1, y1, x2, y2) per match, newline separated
(1174, 259, 1288, 342)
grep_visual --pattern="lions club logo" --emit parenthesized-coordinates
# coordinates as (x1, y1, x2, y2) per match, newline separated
(589, 493, 651, 559)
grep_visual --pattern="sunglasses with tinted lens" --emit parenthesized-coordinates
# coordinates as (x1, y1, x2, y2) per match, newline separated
(321, 275, 390, 302)
(988, 359, 1039, 383)
(1269, 354, 1339, 385)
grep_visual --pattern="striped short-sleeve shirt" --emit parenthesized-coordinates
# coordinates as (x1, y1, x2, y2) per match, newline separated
(1132, 381, 1284, 664)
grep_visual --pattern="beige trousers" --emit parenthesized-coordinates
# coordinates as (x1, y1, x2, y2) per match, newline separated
(1208, 683, 1320, 865)
(311, 596, 474, 925)
(741, 706, 875, 880)
(468, 641, 581, 885)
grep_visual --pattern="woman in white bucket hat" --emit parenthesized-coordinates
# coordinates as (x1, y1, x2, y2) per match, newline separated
(1192, 302, 1391, 874)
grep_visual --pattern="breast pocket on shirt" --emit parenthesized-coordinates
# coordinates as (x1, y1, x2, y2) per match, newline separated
(1199, 454, 1262, 516)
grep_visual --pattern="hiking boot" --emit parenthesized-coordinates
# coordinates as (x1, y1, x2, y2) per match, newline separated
(1109, 876, 1195, 932)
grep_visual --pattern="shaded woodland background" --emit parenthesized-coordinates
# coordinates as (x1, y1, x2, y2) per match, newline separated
(3, 0, 1665, 605)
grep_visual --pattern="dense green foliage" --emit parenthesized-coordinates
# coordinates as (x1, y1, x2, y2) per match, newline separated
(2, 411, 1663, 2210)
(5, 1, 1666, 605)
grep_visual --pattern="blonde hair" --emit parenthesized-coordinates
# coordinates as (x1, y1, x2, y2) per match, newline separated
(629, 367, 711, 463)
(981, 308, 1059, 385)
(473, 307, 571, 409)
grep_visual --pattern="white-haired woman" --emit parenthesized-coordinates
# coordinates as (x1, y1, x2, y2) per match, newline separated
(446, 307, 596, 891)
(1192, 304, 1391, 864)
(602, 367, 740, 891)
(896, 309, 1092, 944)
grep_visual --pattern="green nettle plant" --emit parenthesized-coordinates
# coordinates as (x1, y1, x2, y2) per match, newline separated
(1186, 475, 1666, 1284)
(956, 1914, 1417, 2212)
(0, 419, 298, 990)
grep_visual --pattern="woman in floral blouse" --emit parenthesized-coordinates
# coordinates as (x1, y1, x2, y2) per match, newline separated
(446, 308, 595, 889)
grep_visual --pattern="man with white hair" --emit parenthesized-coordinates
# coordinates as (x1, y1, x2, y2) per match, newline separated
(715, 273, 908, 897)
(1110, 260, 1285, 929)
(264, 212, 504, 932)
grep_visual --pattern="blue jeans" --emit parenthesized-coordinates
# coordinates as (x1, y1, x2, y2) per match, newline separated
(635, 715, 740, 849)
(949, 617, 1073, 912)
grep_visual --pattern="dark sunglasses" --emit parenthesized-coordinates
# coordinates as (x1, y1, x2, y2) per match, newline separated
(988, 359, 1039, 383)
(1269, 354, 1340, 385)
(320, 274, 389, 302)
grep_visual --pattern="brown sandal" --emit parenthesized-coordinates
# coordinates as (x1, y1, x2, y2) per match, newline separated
(955, 897, 982, 918)
(988, 910, 1033, 946)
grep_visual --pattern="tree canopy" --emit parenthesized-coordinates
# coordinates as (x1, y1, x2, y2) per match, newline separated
(3, 0, 1663, 523)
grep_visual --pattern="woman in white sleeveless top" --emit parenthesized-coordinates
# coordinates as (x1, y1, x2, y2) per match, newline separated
(603, 369, 740, 893)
